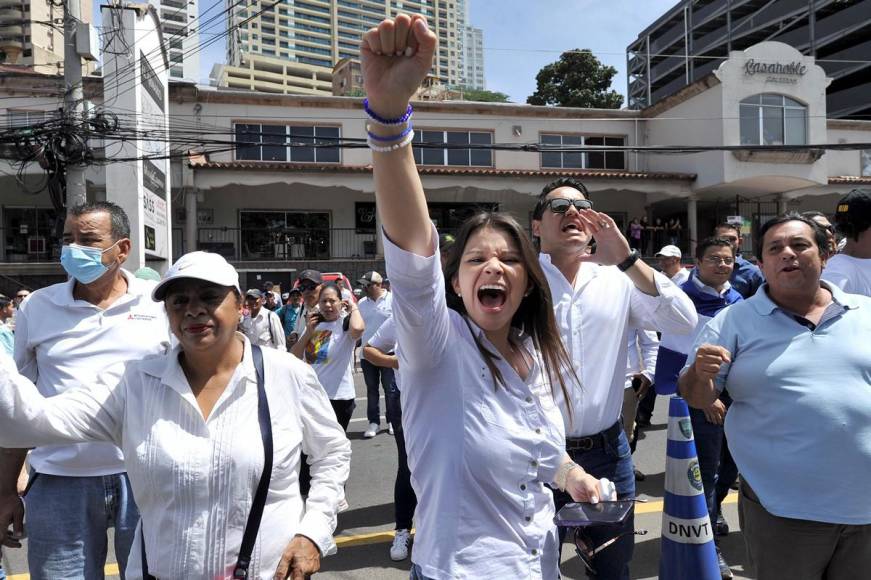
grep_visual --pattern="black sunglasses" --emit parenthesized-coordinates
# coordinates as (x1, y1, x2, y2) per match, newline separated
(544, 198, 594, 215)
(299, 282, 319, 291)
(573, 527, 647, 576)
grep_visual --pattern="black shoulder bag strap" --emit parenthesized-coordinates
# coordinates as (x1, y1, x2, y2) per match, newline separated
(140, 344, 274, 580)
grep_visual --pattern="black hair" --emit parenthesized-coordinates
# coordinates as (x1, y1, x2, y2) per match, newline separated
(756, 212, 829, 261)
(801, 210, 828, 221)
(713, 222, 740, 237)
(442, 211, 579, 422)
(0, 295, 11, 310)
(319, 282, 341, 297)
(68, 201, 131, 241)
(532, 177, 590, 220)
(695, 237, 736, 261)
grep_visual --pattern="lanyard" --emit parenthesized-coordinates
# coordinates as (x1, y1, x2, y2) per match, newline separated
(142, 344, 273, 579)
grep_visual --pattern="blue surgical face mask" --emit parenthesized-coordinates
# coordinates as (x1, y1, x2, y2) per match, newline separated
(60, 241, 120, 285)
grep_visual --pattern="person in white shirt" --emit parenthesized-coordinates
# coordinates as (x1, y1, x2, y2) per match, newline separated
(825, 189, 871, 296)
(362, 17, 608, 579)
(655, 244, 690, 286)
(0, 201, 171, 580)
(241, 289, 286, 350)
(0, 250, 351, 580)
(291, 282, 364, 431)
(532, 177, 697, 579)
(622, 328, 658, 449)
(356, 270, 395, 438)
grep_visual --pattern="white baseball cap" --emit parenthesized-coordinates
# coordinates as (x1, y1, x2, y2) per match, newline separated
(152, 251, 241, 301)
(655, 245, 682, 258)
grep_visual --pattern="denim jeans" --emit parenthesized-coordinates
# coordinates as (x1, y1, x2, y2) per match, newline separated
(409, 563, 435, 580)
(688, 406, 724, 526)
(361, 359, 394, 426)
(25, 472, 139, 580)
(553, 425, 636, 580)
(386, 382, 417, 530)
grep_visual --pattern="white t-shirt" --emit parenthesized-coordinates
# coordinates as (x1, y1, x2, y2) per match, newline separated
(358, 290, 393, 345)
(823, 254, 871, 297)
(367, 317, 400, 390)
(301, 316, 356, 400)
(13, 270, 170, 476)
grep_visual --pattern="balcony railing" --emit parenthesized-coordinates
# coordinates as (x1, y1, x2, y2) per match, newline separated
(196, 227, 378, 262)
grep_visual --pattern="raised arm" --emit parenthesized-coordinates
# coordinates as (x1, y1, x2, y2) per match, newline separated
(343, 301, 365, 341)
(361, 14, 438, 256)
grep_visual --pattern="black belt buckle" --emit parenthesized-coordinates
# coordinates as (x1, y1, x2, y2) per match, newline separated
(571, 437, 595, 451)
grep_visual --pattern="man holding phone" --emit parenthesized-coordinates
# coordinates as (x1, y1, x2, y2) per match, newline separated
(290, 270, 324, 345)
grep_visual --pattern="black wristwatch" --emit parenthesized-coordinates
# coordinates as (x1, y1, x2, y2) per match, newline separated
(617, 249, 641, 272)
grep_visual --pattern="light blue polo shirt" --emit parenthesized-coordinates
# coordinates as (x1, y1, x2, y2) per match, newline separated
(683, 281, 871, 524)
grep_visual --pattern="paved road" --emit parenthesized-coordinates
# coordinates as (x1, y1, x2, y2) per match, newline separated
(2, 369, 754, 579)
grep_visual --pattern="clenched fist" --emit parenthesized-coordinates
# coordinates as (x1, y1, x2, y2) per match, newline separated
(692, 344, 731, 382)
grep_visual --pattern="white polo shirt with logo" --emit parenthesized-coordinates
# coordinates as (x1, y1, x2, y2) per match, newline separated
(13, 269, 170, 477)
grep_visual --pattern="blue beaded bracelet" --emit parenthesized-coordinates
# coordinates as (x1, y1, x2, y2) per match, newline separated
(363, 98, 413, 126)
(367, 121, 414, 142)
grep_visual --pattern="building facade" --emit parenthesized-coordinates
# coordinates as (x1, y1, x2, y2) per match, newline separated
(627, 0, 871, 119)
(462, 24, 484, 89)
(0, 0, 92, 74)
(2, 41, 870, 293)
(226, 0, 466, 87)
(154, 0, 200, 81)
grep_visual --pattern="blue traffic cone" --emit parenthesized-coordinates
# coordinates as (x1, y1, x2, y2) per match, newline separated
(659, 396, 720, 580)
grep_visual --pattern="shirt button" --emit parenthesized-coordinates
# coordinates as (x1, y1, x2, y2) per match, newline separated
(530, 459, 538, 467)
(525, 516, 532, 522)
(535, 428, 541, 434)
(525, 396, 532, 403)
(520, 484, 527, 491)
(532, 549, 538, 556)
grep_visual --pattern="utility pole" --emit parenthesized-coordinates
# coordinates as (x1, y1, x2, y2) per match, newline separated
(63, 0, 87, 208)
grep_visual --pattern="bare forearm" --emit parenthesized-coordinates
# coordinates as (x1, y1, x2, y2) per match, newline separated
(624, 258, 658, 296)
(290, 334, 311, 359)
(348, 308, 365, 338)
(362, 346, 399, 369)
(678, 367, 719, 408)
(0, 449, 27, 495)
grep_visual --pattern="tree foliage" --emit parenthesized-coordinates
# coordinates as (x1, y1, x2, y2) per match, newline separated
(527, 50, 623, 109)
(457, 87, 511, 103)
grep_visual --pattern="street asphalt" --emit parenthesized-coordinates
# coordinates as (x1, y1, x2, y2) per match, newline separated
(1, 368, 754, 579)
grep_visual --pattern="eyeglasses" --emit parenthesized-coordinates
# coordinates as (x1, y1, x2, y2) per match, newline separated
(702, 256, 735, 266)
(573, 527, 648, 575)
(544, 198, 594, 214)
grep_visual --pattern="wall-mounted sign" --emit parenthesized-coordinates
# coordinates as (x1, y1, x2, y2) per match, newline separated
(743, 59, 807, 84)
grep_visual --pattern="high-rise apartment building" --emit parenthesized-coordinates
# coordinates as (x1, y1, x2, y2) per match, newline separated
(627, 0, 871, 119)
(226, 0, 467, 86)
(0, 0, 92, 74)
(153, 0, 200, 81)
(461, 24, 483, 89)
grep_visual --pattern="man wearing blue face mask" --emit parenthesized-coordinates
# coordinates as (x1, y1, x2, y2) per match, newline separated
(0, 201, 170, 579)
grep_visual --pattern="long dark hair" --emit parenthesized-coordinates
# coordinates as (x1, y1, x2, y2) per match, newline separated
(442, 211, 579, 420)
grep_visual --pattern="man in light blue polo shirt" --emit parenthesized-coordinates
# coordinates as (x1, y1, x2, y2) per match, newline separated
(679, 213, 871, 580)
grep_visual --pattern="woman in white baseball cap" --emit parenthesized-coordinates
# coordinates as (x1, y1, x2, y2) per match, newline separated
(0, 251, 351, 579)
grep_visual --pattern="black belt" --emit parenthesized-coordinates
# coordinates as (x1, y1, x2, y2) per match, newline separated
(565, 421, 622, 452)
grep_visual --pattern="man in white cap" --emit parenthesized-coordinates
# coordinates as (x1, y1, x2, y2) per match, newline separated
(357, 271, 394, 438)
(656, 245, 689, 286)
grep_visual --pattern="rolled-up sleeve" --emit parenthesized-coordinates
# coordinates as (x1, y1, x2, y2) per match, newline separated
(383, 225, 450, 373)
(0, 353, 124, 447)
(296, 365, 351, 556)
(628, 271, 698, 335)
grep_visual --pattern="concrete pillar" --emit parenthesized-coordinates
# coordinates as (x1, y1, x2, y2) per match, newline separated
(185, 189, 198, 255)
(687, 196, 698, 258)
(777, 195, 788, 216)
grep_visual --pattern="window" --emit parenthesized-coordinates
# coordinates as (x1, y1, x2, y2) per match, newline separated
(540, 134, 626, 170)
(7, 110, 55, 128)
(412, 130, 493, 166)
(239, 210, 330, 260)
(234, 124, 340, 163)
(740, 94, 807, 146)
(862, 150, 871, 177)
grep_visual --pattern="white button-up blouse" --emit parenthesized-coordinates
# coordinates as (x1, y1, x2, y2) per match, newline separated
(385, 229, 567, 580)
(0, 336, 351, 579)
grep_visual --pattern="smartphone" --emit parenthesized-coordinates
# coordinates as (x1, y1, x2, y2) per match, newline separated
(554, 501, 634, 527)
(631, 376, 643, 393)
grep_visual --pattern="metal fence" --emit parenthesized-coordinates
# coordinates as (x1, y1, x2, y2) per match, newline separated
(195, 227, 379, 262)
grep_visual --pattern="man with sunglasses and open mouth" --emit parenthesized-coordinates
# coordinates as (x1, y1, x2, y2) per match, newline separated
(532, 177, 697, 579)
(289, 270, 324, 348)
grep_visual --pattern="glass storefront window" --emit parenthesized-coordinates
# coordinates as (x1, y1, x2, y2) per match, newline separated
(239, 210, 330, 260)
(2, 207, 59, 262)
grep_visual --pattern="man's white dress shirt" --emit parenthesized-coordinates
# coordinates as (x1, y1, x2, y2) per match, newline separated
(625, 329, 659, 390)
(386, 230, 567, 580)
(358, 290, 393, 345)
(0, 336, 351, 579)
(539, 254, 697, 437)
(13, 270, 170, 476)
(242, 307, 286, 350)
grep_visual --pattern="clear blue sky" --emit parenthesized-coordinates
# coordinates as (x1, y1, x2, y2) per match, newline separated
(99, 0, 680, 104)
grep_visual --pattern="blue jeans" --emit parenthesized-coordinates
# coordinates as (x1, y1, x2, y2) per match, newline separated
(689, 407, 724, 526)
(25, 473, 139, 580)
(386, 382, 417, 530)
(409, 563, 434, 580)
(554, 425, 636, 580)
(361, 359, 395, 426)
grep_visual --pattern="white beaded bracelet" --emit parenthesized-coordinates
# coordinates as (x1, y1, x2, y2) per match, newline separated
(368, 129, 415, 153)
(555, 460, 580, 492)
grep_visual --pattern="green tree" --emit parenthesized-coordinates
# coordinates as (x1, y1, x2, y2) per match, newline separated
(457, 87, 511, 103)
(527, 50, 623, 109)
